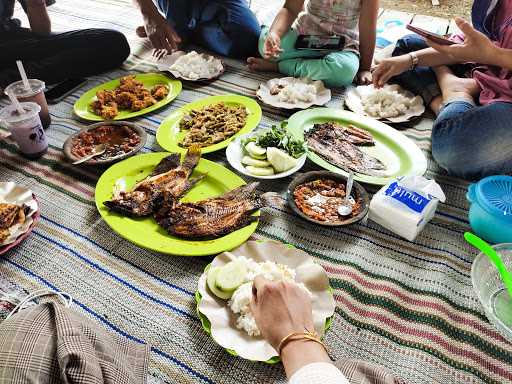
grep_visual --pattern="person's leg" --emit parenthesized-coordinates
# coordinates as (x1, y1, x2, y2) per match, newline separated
(155, 0, 193, 40)
(278, 51, 359, 87)
(432, 102, 512, 179)
(192, 0, 260, 58)
(433, 65, 481, 106)
(0, 28, 130, 87)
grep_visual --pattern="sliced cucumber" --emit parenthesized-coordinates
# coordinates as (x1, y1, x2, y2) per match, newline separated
(207, 266, 232, 300)
(246, 165, 275, 176)
(245, 142, 266, 157)
(266, 147, 299, 173)
(216, 260, 247, 292)
(241, 156, 270, 167)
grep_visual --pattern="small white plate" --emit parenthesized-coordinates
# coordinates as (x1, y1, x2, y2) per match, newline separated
(0, 182, 38, 246)
(256, 77, 331, 110)
(156, 51, 224, 81)
(226, 134, 306, 180)
(345, 84, 425, 124)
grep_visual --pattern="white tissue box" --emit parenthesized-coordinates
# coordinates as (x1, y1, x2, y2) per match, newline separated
(369, 176, 445, 241)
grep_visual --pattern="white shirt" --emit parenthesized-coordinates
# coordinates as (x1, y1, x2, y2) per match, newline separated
(289, 362, 349, 384)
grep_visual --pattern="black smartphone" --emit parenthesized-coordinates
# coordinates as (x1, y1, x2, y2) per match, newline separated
(406, 25, 456, 46)
(295, 35, 346, 51)
(45, 78, 88, 104)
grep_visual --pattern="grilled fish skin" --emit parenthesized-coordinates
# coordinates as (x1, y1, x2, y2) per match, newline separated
(104, 146, 203, 217)
(155, 183, 262, 239)
(306, 122, 385, 176)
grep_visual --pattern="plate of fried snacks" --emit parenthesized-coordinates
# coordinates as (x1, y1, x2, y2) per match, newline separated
(226, 122, 307, 179)
(196, 240, 335, 362)
(0, 182, 39, 255)
(74, 73, 182, 121)
(287, 108, 427, 186)
(287, 171, 369, 226)
(256, 77, 331, 110)
(345, 84, 425, 124)
(157, 50, 225, 81)
(156, 94, 262, 154)
(95, 148, 269, 256)
(63, 121, 147, 165)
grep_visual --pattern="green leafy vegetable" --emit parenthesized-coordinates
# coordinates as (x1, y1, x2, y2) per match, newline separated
(241, 121, 306, 159)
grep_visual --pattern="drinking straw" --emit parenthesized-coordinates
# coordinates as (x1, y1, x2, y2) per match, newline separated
(16, 60, 31, 91)
(7, 90, 25, 115)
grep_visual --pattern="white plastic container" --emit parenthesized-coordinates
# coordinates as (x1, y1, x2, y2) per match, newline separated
(369, 176, 446, 241)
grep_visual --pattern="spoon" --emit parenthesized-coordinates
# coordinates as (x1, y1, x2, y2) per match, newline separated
(464, 232, 512, 298)
(338, 172, 354, 216)
(73, 144, 106, 165)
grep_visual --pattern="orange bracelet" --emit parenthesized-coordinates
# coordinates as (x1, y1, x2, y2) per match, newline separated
(277, 330, 327, 356)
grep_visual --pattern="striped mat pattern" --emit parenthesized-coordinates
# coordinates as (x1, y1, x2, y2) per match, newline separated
(2, 1, 511, 383)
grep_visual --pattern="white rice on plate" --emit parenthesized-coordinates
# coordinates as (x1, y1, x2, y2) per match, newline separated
(169, 51, 223, 80)
(361, 84, 423, 119)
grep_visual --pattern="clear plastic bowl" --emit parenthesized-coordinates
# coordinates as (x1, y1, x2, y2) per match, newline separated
(471, 243, 512, 341)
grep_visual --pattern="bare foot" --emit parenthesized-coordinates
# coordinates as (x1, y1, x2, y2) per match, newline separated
(136, 26, 147, 38)
(247, 57, 279, 72)
(429, 95, 443, 115)
(434, 65, 480, 104)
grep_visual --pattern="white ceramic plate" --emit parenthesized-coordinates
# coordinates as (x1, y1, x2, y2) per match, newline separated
(256, 77, 331, 110)
(226, 134, 306, 179)
(0, 182, 38, 246)
(345, 84, 425, 124)
(197, 240, 335, 362)
(156, 51, 224, 81)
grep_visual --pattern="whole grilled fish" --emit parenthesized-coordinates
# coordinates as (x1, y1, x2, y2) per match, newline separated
(306, 122, 386, 176)
(104, 146, 204, 217)
(155, 182, 271, 239)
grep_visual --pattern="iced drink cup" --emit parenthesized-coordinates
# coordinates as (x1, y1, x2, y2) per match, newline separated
(5, 79, 51, 129)
(0, 102, 48, 159)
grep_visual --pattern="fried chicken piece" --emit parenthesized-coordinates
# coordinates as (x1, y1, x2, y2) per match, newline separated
(118, 76, 144, 93)
(115, 91, 136, 110)
(96, 90, 115, 104)
(151, 84, 169, 100)
(100, 102, 119, 119)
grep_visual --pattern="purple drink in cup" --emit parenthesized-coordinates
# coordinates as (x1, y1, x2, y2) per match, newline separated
(0, 102, 48, 159)
(4, 79, 51, 130)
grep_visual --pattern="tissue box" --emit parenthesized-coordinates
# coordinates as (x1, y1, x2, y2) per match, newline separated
(369, 176, 445, 241)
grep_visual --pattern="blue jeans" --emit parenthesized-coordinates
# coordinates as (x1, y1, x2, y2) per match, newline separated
(432, 101, 512, 180)
(391, 34, 468, 105)
(156, 0, 260, 58)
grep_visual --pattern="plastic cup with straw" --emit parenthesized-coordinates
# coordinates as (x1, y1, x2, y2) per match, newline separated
(6, 90, 25, 115)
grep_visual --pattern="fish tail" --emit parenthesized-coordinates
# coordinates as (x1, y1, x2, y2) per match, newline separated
(182, 145, 202, 171)
(260, 192, 286, 209)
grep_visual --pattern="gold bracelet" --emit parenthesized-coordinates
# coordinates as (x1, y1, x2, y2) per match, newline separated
(277, 330, 327, 356)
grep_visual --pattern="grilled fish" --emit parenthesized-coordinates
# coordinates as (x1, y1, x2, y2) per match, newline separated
(306, 122, 386, 176)
(155, 182, 265, 239)
(104, 146, 204, 217)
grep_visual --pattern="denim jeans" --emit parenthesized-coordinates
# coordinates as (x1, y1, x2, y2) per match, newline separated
(156, 0, 260, 58)
(391, 34, 468, 105)
(432, 101, 512, 180)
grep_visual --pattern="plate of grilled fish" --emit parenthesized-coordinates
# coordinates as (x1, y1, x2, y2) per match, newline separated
(156, 95, 262, 154)
(287, 108, 427, 186)
(0, 182, 39, 254)
(74, 73, 182, 121)
(95, 146, 266, 256)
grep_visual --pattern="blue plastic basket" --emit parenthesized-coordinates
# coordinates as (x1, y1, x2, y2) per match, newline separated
(467, 176, 512, 244)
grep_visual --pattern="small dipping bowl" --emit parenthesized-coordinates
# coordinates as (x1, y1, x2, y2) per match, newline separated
(471, 243, 512, 342)
(63, 121, 147, 165)
(287, 170, 369, 226)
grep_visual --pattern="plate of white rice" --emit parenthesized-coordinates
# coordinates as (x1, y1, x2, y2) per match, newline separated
(196, 240, 335, 362)
(256, 77, 331, 110)
(157, 50, 224, 81)
(345, 84, 425, 124)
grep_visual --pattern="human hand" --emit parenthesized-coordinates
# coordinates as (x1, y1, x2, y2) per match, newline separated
(357, 69, 372, 85)
(263, 31, 283, 59)
(144, 12, 182, 54)
(427, 17, 496, 65)
(250, 276, 314, 350)
(371, 55, 411, 87)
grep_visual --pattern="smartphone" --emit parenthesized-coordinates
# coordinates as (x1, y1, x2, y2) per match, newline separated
(406, 24, 456, 46)
(295, 35, 346, 51)
(45, 78, 88, 104)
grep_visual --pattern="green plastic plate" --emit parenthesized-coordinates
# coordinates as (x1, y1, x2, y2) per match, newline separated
(156, 94, 262, 154)
(95, 152, 258, 256)
(287, 108, 427, 185)
(74, 73, 182, 121)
